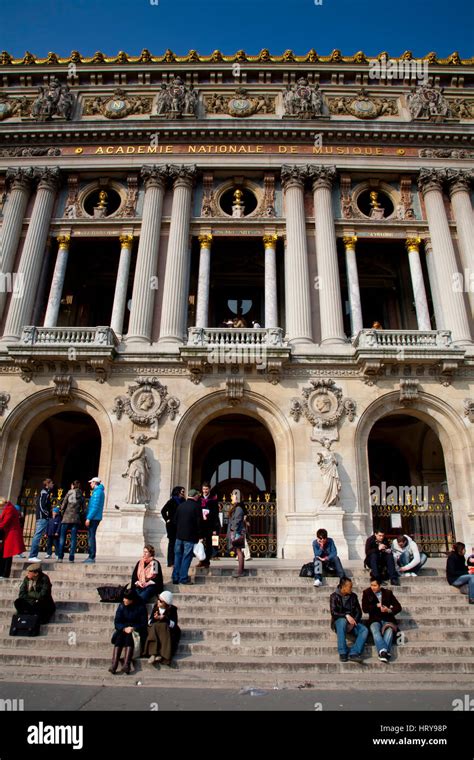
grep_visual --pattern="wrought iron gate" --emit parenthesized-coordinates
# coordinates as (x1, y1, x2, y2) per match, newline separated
(218, 494, 277, 558)
(19, 487, 90, 553)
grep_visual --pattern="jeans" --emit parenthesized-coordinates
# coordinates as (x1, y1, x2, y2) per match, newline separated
(366, 550, 397, 582)
(370, 621, 395, 654)
(172, 539, 195, 584)
(334, 618, 368, 656)
(166, 526, 176, 567)
(135, 585, 158, 604)
(29, 518, 48, 558)
(87, 520, 100, 560)
(314, 556, 345, 582)
(398, 549, 428, 575)
(46, 535, 60, 556)
(452, 574, 474, 601)
(58, 523, 78, 560)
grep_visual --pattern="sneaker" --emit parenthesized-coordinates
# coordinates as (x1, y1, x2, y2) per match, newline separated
(147, 655, 157, 664)
(313, 579, 322, 587)
(28, 557, 40, 563)
(45, 555, 52, 559)
(69, 558, 75, 563)
(378, 650, 389, 663)
(405, 572, 417, 577)
(390, 578, 400, 586)
(57, 558, 63, 563)
(83, 558, 95, 564)
(348, 653, 364, 664)
(339, 654, 348, 662)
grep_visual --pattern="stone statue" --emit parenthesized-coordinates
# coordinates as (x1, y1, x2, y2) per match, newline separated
(316, 438, 341, 508)
(408, 84, 451, 120)
(282, 78, 324, 119)
(232, 188, 245, 217)
(155, 77, 197, 118)
(122, 434, 150, 504)
(183, 85, 198, 116)
(31, 77, 75, 121)
(97, 190, 108, 209)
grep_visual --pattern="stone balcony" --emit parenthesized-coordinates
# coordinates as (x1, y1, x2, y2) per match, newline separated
(353, 329, 466, 384)
(180, 327, 291, 384)
(5, 326, 119, 382)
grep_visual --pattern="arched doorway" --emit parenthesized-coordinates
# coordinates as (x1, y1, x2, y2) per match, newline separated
(191, 413, 277, 557)
(368, 413, 454, 556)
(19, 411, 101, 553)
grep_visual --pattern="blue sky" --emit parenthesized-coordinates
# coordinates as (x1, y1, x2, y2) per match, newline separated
(0, 0, 472, 59)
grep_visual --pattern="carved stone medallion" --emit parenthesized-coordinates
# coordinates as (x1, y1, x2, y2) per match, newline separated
(112, 377, 180, 426)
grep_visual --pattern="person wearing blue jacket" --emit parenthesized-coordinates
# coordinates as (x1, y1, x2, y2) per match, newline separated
(312, 528, 345, 587)
(83, 477, 104, 564)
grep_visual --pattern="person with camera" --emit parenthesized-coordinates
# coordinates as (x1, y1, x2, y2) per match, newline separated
(364, 528, 399, 585)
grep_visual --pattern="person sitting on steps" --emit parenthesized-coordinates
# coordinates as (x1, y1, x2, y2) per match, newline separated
(362, 577, 402, 663)
(365, 528, 399, 586)
(391, 533, 428, 577)
(109, 589, 148, 675)
(144, 590, 181, 666)
(330, 576, 368, 664)
(446, 542, 474, 604)
(312, 528, 345, 587)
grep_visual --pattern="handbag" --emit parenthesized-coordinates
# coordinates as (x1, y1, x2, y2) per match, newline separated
(10, 613, 40, 637)
(231, 532, 245, 549)
(97, 585, 126, 603)
(299, 561, 315, 578)
(193, 541, 206, 561)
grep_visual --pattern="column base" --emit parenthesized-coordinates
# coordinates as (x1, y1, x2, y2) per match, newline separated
(99, 505, 147, 558)
(320, 336, 348, 346)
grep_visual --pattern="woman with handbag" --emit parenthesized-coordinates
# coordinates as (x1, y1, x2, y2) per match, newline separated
(144, 590, 181, 666)
(227, 489, 246, 578)
(0, 498, 26, 578)
(57, 481, 85, 563)
(109, 589, 148, 675)
(131, 544, 163, 603)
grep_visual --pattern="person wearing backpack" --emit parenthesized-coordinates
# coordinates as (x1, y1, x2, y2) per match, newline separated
(28, 479, 54, 562)
(58, 481, 85, 563)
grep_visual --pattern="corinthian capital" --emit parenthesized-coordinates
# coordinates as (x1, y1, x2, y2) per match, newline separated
(169, 164, 198, 187)
(6, 167, 34, 192)
(446, 168, 473, 196)
(34, 167, 61, 192)
(281, 164, 308, 190)
(308, 165, 337, 191)
(140, 164, 169, 190)
(418, 168, 446, 195)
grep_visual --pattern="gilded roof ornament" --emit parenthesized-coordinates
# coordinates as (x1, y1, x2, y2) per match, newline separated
(210, 49, 224, 62)
(46, 52, 59, 64)
(0, 51, 12, 64)
(282, 49, 296, 62)
(447, 51, 462, 65)
(258, 48, 272, 62)
(185, 49, 200, 62)
(235, 50, 248, 62)
(353, 51, 368, 63)
(22, 51, 35, 64)
(163, 49, 176, 62)
(92, 51, 106, 63)
(70, 50, 82, 63)
(116, 51, 129, 64)
(139, 48, 153, 62)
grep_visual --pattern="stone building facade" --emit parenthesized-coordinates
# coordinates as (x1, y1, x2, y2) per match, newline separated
(0, 48, 473, 559)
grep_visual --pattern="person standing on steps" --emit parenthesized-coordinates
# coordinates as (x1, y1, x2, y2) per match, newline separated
(172, 489, 202, 585)
(362, 577, 402, 663)
(45, 507, 62, 559)
(109, 589, 148, 675)
(83, 477, 104, 564)
(57, 481, 85, 563)
(446, 542, 474, 604)
(330, 577, 368, 664)
(312, 528, 345, 587)
(28, 478, 54, 562)
(0, 499, 26, 578)
(199, 481, 219, 568)
(227, 489, 246, 578)
(161, 486, 185, 567)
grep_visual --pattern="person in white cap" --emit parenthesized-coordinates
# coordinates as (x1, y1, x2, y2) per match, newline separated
(83, 477, 104, 564)
(143, 590, 181, 666)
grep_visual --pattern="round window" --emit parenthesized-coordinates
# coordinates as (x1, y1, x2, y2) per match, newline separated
(357, 189, 394, 219)
(219, 187, 258, 217)
(83, 188, 122, 217)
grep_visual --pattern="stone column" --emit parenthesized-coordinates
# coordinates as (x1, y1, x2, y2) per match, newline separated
(127, 166, 167, 343)
(43, 235, 71, 328)
(195, 234, 212, 329)
(281, 166, 312, 344)
(424, 237, 445, 330)
(309, 166, 346, 345)
(0, 168, 34, 322)
(446, 169, 474, 317)
(2, 168, 60, 342)
(263, 234, 278, 328)
(418, 169, 472, 344)
(405, 237, 431, 331)
(158, 165, 197, 345)
(111, 235, 134, 336)
(343, 236, 363, 337)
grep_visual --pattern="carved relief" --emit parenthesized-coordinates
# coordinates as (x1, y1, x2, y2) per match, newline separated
(155, 76, 198, 118)
(0, 94, 30, 121)
(112, 377, 180, 427)
(290, 379, 356, 442)
(53, 374, 73, 402)
(255, 173, 276, 217)
(399, 378, 420, 404)
(463, 399, 474, 423)
(116, 174, 139, 218)
(0, 392, 10, 416)
(84, 88, 153, 118)
(327, 87, 398, 119)
(31, 78, 75, 121)
(282, 78, 323, 119)
(407, 85, 452, 120)
(226, 376, 244, 406)
(205, 88, 275, 117)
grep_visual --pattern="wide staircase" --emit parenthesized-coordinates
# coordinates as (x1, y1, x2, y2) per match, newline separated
(0, 558, 472, 689)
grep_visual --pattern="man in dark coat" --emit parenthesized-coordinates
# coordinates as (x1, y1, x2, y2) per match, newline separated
(28, 478, 54, 562)
(330, 577, 368, 663)
(362, 578, 402, 662)
(365, 529, 399, 585)
(172, 489, 203, 585)
(161, 486, 185, 567)
(199, 482, 220, 567)
(14, 565, 56, 623)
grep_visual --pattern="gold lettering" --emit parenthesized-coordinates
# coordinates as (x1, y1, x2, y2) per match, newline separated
(376, 147, 383, 155)
(336, 146, 346, 154)
(106, 147, 114, 154)
(228, 146, 237, 153)
(256, 146, 263, 153)
(165, 146, 172, 153)
(188, 146, 196, 153)
(312, 147, 322, 154)
(364, 147, 373, 155)
(126, 146, 135, 154)
(278, 146, 288, 153)
(147, 146, 157, 153)
(238, 146, 247, 153)
(353, 147, 362, 154)
(95, 147, 104, 154)
(137, 146, 145, 154)
(198, 146, 207, 153)
(290, 147, 297, 153)
(116, 146, 124, 154)
(219, 146, 227, 152)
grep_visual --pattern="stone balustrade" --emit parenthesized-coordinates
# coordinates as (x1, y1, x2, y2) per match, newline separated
(354, 329, 453, 350)
(20, 326, 119, 347)
(188, 327, 285, 348)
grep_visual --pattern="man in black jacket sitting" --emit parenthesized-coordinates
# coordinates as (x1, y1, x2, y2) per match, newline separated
(365, 529, 399, 586)
(330, 577, 368, 663)
(172, 489, 203, 585)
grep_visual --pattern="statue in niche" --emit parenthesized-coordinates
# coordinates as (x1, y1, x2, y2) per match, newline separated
(94, 190, 109, 218)
(122, 434, 150, 505)
(369, 191, 385, 219)
(232, 188, 245, 218)
(316, 438, 341, 508)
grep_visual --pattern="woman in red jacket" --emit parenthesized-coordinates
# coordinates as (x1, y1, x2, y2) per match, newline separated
(0, 499, 26, 578)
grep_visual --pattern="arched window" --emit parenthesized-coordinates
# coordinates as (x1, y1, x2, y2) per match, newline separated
(210, 459, 266, 491)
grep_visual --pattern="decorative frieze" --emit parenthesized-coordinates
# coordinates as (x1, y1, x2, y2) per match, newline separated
(31, 78, 75, 121)
(205, 88, 275, 117)
(327, 87, 398, 119)
(226, 376, 244, 406)
(84, 88, 153, 119)
(282, 78, 323, 119)
(407, 85, 452, 121)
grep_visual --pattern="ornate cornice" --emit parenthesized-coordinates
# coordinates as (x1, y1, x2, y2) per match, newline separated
(0, 49, 471, 66)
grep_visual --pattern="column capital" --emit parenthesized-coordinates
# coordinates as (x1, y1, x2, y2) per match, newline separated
(263, 233, 278, 249)
(34, 167, 61, 192)
(119, 234, 134, 250)
(281, 164, 307, 190)
(6, 167, 34, 192)
(140, 165, 168, 190)
(57, 234, 71, 251)
(418, 168, 446, 195)
(343, 235, 357, 250)
(405, 237, 421, 253)
(446, 168, 473, 196)
(169, 164, 198, 188)
(309, 165, 337, 192)
(198, 234, 213, 249)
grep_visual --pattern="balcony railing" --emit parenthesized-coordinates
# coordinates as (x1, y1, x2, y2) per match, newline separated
(187, 327, 286, 348)
(19, 326, 119, 347)
(353, 329, 453, 350)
